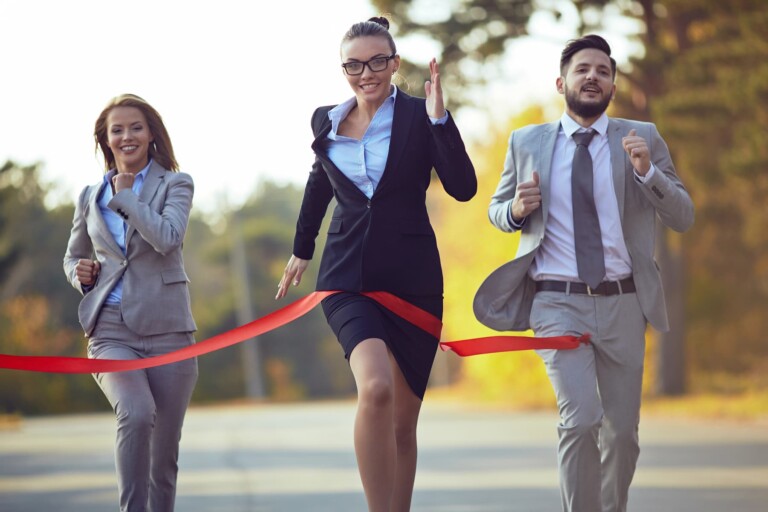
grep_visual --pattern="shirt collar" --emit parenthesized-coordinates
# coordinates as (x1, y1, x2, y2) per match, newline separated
(328, 86, 398, 138)
(560, 111, 609, 138)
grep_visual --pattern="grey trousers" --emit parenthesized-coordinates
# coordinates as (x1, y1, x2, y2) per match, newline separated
(532, 290, 646, 512)
(88, 305, 198, 512)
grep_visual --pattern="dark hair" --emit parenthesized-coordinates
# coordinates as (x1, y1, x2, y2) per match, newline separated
(341, 16, 397, 54)
(560, 34, 616, 78)
(94, 93, 179, 172)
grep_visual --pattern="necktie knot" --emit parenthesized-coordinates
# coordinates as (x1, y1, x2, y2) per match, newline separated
(573, 129, 596, 148)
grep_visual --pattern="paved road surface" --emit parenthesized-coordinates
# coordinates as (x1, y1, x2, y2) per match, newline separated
(1, 400, 767, 511)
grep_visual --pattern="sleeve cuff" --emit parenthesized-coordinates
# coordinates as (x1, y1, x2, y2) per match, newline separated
(429, 112, 449, 125)
(634, 163, 657, 183)
(507, 203, 527, 229)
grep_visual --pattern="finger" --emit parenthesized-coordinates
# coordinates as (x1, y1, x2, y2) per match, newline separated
(424, 80, 431, 97)
(293, 266, 306, 286)
(93, 260, 101, 274)
(532, 171, 540, 185)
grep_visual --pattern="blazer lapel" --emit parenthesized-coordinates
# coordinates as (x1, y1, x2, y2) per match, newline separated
(377, 88, 415, 194)
(87, 180, 124, 258)
(125, 161, 164, 244)
(538, 121, 560, 227)
(310, 107, 376, 199)
(607, 119, 626, 221)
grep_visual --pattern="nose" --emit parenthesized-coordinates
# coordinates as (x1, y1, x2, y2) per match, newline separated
(360, 63, 376, 78)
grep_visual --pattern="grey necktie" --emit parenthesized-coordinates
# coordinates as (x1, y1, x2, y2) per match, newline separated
(571, 130, 605, 289)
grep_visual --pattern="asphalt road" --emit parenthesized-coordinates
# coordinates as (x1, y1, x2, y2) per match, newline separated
(1, 400, 766, 511)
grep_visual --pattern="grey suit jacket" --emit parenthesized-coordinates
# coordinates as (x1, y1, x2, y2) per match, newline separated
(63, 161, 197, 337)
(473, 117, 694, 333)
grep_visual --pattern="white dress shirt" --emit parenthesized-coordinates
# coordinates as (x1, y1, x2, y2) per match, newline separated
(530, 112, 633, 282)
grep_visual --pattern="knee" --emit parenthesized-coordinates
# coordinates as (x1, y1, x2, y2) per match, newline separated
(560, 408, 603, 439)
(603, 418, 639, 447)
(358, 377, 394, 410)
(115, 400, 156, 434)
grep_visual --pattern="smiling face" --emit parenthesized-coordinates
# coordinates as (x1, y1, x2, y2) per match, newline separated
(557, 48, 616, 125)
(341, 35, 400, 108)
(106, 106, 153, 174)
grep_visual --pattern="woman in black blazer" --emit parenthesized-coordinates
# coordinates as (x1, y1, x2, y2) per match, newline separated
(276, 17, 476, 511)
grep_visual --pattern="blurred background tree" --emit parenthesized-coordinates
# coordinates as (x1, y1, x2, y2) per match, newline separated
(2, 0, 767, 415)
(377, 0, 768, 400)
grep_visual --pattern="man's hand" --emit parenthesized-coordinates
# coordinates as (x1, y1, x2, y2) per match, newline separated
(510, 171, 541, 222)
(622, 129, 651, 176)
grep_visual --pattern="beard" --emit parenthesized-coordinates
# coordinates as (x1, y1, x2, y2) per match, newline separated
(564, 84, 611, 119)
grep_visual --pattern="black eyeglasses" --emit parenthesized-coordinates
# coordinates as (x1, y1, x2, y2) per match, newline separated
(341, 54, 397, 76)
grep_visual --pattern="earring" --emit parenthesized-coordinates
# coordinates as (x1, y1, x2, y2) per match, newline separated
(152, 141, 157, 152)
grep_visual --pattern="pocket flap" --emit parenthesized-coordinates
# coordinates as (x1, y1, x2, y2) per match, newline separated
(161, 269, 189, 284)
(328, 218, 343, 234)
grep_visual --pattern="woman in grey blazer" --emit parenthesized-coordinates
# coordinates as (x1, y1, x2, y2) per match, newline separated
(63, 94, 197, 512)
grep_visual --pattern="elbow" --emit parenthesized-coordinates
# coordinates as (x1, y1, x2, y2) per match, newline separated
(454, 183, 477, 202)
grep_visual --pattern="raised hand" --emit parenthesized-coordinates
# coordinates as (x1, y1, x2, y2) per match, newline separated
(622, 129, 651, 176)
(511, 171, 541, 221)
(112, 172, 136, 193)
(424, 58, 446, 119)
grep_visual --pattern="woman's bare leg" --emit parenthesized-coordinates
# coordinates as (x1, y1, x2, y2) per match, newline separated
(349, 338, 396, 512)
(389, 350, 423, 512)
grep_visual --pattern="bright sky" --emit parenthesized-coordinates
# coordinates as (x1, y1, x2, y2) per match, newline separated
(1, 0, 636, 214)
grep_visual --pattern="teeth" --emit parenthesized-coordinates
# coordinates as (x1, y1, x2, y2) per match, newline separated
(122, 146, 138, 151)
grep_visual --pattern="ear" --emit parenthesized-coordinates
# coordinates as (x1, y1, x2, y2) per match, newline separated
(556, 76, 565, 95)
(393, 54, 401, 73)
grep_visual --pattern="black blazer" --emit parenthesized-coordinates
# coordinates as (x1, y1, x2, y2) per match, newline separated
(292, 88, 476, 298)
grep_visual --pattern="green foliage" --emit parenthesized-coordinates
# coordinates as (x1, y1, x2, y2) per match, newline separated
(382, 0, 768, 397)
(184, 182, 355, 404)
(0, 161, 103, 415)
(0, 163, 354, 415)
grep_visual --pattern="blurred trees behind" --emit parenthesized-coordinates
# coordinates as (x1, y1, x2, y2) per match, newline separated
(0, 161, 353, 415)
(380, 0, 768, 397)
(2, 0, 767, 415)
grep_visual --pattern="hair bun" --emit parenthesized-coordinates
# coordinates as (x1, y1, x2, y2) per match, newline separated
(367, 16, 390, 30)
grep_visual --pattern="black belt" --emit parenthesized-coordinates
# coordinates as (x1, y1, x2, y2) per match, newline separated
(535, 277, 635, 296)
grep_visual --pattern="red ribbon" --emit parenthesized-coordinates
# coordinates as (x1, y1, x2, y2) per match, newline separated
(0, 291, 589, 374)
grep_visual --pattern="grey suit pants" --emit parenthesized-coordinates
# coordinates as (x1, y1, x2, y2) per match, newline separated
(88, 305, 198, 512)
(532, 290, 646, 512)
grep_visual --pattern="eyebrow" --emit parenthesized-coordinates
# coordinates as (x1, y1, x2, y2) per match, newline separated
(344, 53, 389, 62)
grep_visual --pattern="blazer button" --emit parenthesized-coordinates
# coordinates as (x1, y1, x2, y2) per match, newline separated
(121, 260, 127, 266)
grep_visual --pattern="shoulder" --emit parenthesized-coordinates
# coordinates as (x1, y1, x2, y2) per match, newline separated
(311, 105, 336, 133)
(171, 171, 194, 185)
(510, 122, 556, 143)
(609, 117, 657, 133)
(395, 88, 426, 112)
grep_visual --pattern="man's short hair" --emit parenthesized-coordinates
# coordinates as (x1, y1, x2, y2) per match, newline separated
(560, 34, 617, 78)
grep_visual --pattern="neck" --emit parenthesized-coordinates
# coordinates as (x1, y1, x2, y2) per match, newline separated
(117, 159, 148, 175)
(570, 113, 601, 128)
(355, 86, 393, 120)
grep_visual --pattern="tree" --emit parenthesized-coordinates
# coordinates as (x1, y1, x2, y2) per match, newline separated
(373, 0, 768, 396)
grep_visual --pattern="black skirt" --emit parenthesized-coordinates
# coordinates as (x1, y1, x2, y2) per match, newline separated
(321, 292, 442, 400)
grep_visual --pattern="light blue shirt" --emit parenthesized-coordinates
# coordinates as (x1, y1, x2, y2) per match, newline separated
(98, 160, 150, 304)
(326, 86, 448, 198)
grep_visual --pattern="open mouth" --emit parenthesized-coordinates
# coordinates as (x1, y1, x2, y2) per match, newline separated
(121, 145, 138, 152)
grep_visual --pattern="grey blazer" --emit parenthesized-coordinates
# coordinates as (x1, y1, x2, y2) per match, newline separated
(63, 161, 197, 337)
(473, 117, 694, 333)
